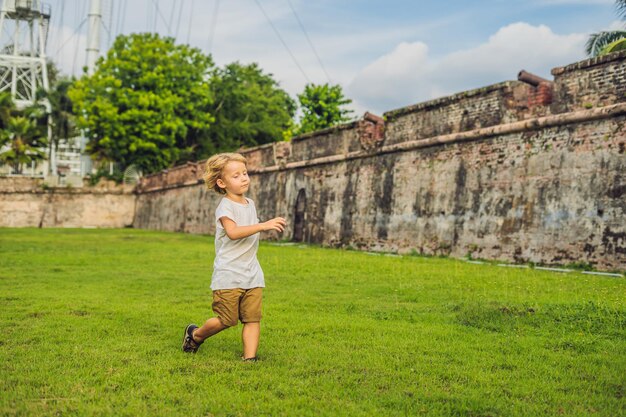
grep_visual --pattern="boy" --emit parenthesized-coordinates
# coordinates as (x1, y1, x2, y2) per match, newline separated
(182, 152, 286, 361)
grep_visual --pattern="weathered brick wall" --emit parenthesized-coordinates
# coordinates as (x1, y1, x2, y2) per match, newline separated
(2, 53, 619, 268)
(551, 50, 626, 113)
(0, 177, 135, 228)
(383, 81, 533, 146)
(270, 116, 624, 267)
(290, 122, 361, 161)
(138, 161, 205, 192)
(134, 52, 625, 271)
(133, 185, 219, 234)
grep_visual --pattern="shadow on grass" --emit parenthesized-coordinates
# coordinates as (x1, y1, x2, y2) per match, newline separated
(453, 300, 626, 338)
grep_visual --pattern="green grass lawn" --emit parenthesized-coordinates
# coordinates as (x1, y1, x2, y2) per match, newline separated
(0, 228, 624, 417)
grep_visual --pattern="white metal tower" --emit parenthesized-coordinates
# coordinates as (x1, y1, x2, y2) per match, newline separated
(86, 0, 101, 74)
(0, 0, 51, 110)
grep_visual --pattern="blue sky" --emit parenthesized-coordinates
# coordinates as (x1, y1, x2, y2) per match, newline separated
(38, 0, 623, 114)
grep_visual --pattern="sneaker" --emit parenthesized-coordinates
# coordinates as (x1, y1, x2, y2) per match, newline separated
(182, 324, 202, 353)
(241, 356, 259, 362)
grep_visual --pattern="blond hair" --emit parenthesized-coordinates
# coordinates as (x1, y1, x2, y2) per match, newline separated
(203, 152, 248, 194)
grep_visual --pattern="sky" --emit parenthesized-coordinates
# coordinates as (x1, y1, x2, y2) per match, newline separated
(8, 0, 624, 116)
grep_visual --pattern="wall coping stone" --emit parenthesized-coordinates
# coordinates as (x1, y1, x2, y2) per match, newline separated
(0, 186, 134, 195)
(383, 81, 520, 119)
(551, 49, 626, 76)
(137, 101, 625, 192)
(251, 102, 626, 173)
(290, 120, 360, 142)
(0, 176, 134, 194)
(236, 141, 279, 153)
(137, 179, 205, 194)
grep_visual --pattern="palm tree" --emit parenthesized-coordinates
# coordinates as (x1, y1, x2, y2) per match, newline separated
(43, 78, 78, 156)
(0, 116, 48, 174)
(586, 0, 626, 56)
(28, 77, 78, 174)
(48, 79, 77, 145)
(0, 91, 15, 130)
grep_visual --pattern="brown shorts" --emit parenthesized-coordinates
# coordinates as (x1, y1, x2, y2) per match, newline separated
(212, 287, 263, 327)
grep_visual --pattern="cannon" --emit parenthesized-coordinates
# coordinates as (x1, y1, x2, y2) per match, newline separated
(517, 70, 552, 86)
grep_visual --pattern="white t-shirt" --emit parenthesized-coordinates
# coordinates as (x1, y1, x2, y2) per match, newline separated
(211, 196, 265, 290)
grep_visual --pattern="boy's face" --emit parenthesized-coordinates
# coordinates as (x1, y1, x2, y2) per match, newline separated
(217, 161, 249, 195)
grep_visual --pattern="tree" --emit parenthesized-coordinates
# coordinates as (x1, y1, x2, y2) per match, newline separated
(586, 0, 626, 56)
(0, 62, 74, 175)
(205, 62, 296, 154)
(36, 76, 79, 171)
(68, 33, 215, 174)
(295, 83, 353, 136)
(44, 62, 78, 160)
(8, 61, 79, 175)
(0, 116, 47, 174)
(0, 92, 15, 130)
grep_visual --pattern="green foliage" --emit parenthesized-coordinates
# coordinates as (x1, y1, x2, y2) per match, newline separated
(65, 35, 297, 170)
(42, 75, 78, 150)
(68, 33, 215, 174)
(586, 1, 626, 56)
(206, 62, 296, 154)
(0, 116, 47, 174)
(295, 83, 354, 136)
(599, 36, 626, 55)
(30, 61, 78, 174)
(618, 0, 626, 20)
(0, 88, 54, 175)
(86, 166, 124, 186)
(1, 228, 625, 416)
(0, 61, 80, 176)
(565, 261, 594, 271)
(586, 30, 626, 56)
(0, 91, 15, 130)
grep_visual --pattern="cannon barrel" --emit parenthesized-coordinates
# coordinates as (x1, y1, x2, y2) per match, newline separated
(517, 70, 551, 87)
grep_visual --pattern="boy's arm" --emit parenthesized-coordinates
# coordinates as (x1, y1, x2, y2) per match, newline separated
(220, 216, 286, 240)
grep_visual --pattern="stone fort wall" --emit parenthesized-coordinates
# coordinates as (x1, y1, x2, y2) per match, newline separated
(2, 52, 624, 270)
(134, 52, 626, 271)
(0, 177, 135, 228)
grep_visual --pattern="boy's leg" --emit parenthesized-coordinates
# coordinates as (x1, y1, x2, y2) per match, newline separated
(193, 317, 227, 343)
(242, 322, 260, 359)
(240, 288, 263, 360)
(194, 289, 241, 343)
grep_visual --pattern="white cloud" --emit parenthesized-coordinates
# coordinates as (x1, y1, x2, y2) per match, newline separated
(607, 20, 625, 30)
(42, 1, 617, 119)
(348, 22, 589, 114)
(182, 0, 466, 110)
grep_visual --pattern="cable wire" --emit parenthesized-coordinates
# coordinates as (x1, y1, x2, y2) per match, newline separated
(107, 0, 114, 48)
(54, 17, 87, 59)
(168, 0, 176, 36)
(153, 0, 158, 33)
(72, 0, 88, 76)
(207, 0, 220, 54)
(120, 0, 128, 35)
(286, 0, 331, 83)
(253, 0, 310, 83)
(150, 0, 172, 35)
(146, 0, 152, 33)
(115, 0, 122, 36)
(55, 0, 66, 55)
(186, 0, 195, 44)
(175, 0, 184, 39)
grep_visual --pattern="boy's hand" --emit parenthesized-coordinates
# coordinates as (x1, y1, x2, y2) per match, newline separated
(262, 217, 286, 233)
